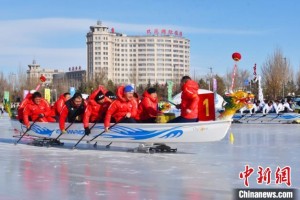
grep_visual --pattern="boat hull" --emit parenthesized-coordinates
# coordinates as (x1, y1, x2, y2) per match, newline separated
(11, 120, 231, 143)
(233, 113, 300, 124)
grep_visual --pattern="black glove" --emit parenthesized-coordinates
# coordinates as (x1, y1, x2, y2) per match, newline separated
(19, 119, 23, 123)
(84, 127, 91, 136)
(39, 113, 44, 118)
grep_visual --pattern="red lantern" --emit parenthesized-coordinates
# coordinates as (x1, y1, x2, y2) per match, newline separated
(39, 75, 46, 82)
(232, 52, 242, 61)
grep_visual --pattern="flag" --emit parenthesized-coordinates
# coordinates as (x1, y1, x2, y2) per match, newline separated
(3, 91, 11, 117)
(23, 90, 29, 99)
(70, 87, 76, 97)
(3, 91, 9, 104)
(44, 88, 51, 103)
(213, 78, 217, 92)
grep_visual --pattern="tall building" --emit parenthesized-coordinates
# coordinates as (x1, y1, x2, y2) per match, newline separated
(86, 21, 190, 85)
(27, 60, 64, 85)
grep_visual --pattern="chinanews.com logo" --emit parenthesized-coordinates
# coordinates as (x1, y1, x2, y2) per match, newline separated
(234, 165, 297, 200)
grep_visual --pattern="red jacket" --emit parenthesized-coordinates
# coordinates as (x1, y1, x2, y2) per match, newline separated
(59, 99, 87, 130)
(17, 93, 32, 120)
(89, 86, 107, 101)
(180, 80, 199, 119)
(83, 87, 110, 128)
(52, 94, 68, 116)
(137, 91, 159, 121)
(23, 98, 55, 127)
(104, 86, 137, 128)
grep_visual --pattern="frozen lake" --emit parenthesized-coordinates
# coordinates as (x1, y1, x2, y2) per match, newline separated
(0, 113, 299, 200)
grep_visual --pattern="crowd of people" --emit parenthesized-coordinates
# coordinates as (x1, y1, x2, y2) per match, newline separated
(16, 76, 200, 136)
(239, 98, 295, 115)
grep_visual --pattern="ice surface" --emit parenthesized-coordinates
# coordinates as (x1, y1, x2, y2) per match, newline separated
(0, 113, 299, 200)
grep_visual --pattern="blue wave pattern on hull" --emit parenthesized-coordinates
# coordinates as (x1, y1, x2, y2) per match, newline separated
(280, 114, 300, 119)
(233, 113, 300, 120)
(21, 123, 184, 140)
(23, 124, 55, 137)
(103, 125, 183, 140)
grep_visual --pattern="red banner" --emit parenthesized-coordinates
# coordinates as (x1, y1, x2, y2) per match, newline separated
(198, 93, 215, 121)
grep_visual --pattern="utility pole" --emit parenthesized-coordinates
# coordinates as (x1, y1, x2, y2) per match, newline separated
(282, 57, 287, 98)
(209, 67, 213, 91)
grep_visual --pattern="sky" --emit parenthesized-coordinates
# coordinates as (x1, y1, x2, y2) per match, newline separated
(0, 0, 300, 79)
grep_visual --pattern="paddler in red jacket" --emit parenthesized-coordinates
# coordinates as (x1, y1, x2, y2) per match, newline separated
(59, 92, 86, 133)
(52, 93, 71, 115)
(104, 85, 137, 132)
(51, 92, 71, 120)
(17, 90, 36, 123)
(83, 86, 111, 135)
(23, 92, 55, 128)
(136, 87, 160, 123)
(168, 76, 199, 123)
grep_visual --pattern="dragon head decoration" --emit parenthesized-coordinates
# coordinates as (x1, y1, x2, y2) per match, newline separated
(217, 91, 254, 120)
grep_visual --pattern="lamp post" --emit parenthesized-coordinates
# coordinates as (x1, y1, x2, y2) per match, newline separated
(208, 67, 213, 91)
(282, 57, 287, 98)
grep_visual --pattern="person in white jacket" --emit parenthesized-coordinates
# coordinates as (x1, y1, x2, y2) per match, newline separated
(283, 99, 294, 112)
(251, 100, 263, 113)
(240, 105, 253, 115)
(273, 100, 284, 114)
(263, 101, 274, 115)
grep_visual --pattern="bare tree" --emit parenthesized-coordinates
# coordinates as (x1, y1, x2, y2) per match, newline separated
(261, 49, 292, 99)
(215, 74, 226, 95)
(0, 72, 9, 101)
(225, 68, 250, 92)
(198, 78, 209, 90)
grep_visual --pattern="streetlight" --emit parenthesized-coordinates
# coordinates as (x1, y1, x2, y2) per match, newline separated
(206, 79, 210, 91)
(208, 67, 213, 91)
(282, 57, 287, 98)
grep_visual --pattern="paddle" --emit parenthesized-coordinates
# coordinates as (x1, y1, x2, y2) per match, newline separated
(106, 142, 113, 148)
(72, 122, 98, 149)
(268, 113, 282, 122)
(55, 103, 83, 141)
(166, 100, 177, 107)
(14, 118, 40, 145)
(89, 122, 119, 143)
(35, 75, 47, 91)
(243, 113, 255, 121)
(238, 113, 248, 121)
(248, 114, 267, 122)
(93, 141, 113, 149)
(55, 122, 74, 140)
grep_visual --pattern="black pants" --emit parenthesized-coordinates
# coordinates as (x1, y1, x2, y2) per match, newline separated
(119, 118, 137, 123)
(138, 118, 156, 123)
(168, 116, 198, 123)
